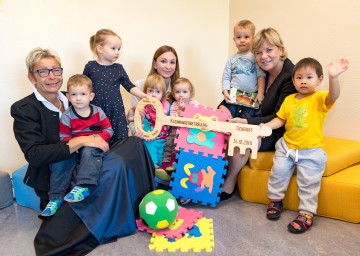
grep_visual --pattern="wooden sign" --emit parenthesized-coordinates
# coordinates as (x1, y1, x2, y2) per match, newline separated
(134, 98, 272, 159)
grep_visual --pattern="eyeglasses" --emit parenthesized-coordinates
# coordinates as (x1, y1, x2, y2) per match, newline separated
(32, 68, 63, 78)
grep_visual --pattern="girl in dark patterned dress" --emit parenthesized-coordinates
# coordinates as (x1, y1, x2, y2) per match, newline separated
(83, 29, 147, 144)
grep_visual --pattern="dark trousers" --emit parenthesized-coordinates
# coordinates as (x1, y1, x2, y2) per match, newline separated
(49, 147, 104, 200)
(222, 100, 255, 118)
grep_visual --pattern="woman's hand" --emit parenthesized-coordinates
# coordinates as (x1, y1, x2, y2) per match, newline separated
(84, 136, 110, 152)
(68, 136, 109, 153)
(228, 117, 248, 124)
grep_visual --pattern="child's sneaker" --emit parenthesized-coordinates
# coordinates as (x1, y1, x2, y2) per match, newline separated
(155, 168, 172, 181)
(161, 158, 175, 172)
(64, 186, 90, 203)
(165, 165, 175, 172)
(40, 200, 63, 217)
(288, 213, 313, 234)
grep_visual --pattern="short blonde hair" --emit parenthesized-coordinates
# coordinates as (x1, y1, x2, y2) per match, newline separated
(251, 28, 288, 59)
(67, 74, 93, 92)
(233, 20, 255, 35)
(143, 74, 166, 100)
(26, 47, 61, 73)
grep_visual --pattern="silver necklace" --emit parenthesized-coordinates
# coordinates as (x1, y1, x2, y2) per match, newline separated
(57, 98, 63, 111)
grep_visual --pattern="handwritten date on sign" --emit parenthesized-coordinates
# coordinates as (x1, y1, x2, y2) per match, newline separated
(134, 98, 272, 159)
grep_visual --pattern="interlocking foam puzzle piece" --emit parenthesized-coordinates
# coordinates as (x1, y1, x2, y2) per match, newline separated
(136, 207, 203, 238)
(174, 105, 230, 159)
(149, 217, 214, 252)
(170, 149, 227, 207)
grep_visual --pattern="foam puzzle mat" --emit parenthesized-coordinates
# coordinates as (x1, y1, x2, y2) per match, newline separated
(149, 217, 214, 252)
(170, 149, 227, 207)
(174, 105, 230, 159)
(136, 207, 203, 238)
(170, 104, 229, 207)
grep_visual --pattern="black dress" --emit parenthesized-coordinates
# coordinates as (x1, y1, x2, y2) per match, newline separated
(34, 137, 155, 255)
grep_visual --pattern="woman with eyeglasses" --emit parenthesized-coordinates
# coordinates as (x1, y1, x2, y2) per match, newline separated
(11, 47, 155, 255)
(220, 28, 297, 201)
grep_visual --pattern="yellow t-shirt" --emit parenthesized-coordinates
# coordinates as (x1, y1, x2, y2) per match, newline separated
(277, 91, 332, 149)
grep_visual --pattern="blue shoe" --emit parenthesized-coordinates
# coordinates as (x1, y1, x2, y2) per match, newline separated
(64, 186, 90, 202)
(41, 200, 63, 216)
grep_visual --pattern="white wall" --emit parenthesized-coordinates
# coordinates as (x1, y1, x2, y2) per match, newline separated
(229, 0, 360, 141)
(0, 0, 229, 174)
(2, 0, 359, 175)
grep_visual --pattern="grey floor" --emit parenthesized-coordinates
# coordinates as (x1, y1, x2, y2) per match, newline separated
(1, 192, 359, 256)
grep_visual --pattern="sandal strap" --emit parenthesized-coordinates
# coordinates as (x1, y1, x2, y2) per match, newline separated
(291, 214, 313, 231)
(267, 205, 281, 211)
(266, 201, 283, 213)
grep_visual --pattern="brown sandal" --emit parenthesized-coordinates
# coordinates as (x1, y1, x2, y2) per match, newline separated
(288, 213, 313, 234)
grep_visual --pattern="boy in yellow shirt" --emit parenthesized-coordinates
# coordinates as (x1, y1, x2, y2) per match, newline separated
(263, 57, 349, 233)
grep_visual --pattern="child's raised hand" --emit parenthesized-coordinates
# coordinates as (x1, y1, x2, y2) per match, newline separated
(179, 98, 186, 107)
(176, 98, 188, 116)
(328, 58, 349, 78)
(178, 98, 189, 110)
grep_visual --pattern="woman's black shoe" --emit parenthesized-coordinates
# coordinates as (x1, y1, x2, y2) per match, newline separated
(220, 191, 233, 201)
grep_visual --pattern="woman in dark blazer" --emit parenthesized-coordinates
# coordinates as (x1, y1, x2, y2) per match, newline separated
(11, 47, 155, 255)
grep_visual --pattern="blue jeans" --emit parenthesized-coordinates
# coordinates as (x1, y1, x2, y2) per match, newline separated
(220, 100, 255, 118)
(49, 147, 104, 200)
(226, 102, 255, 118)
